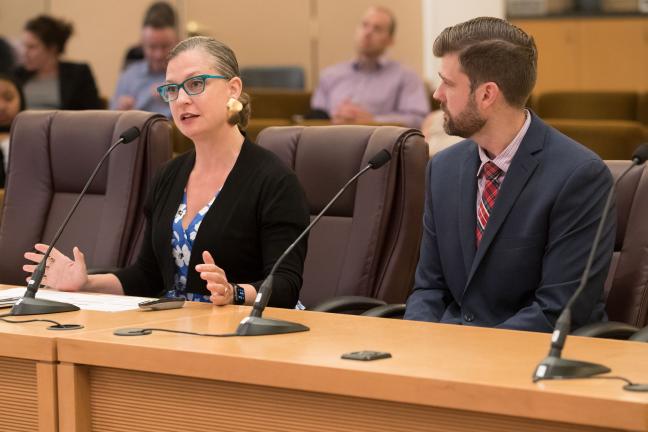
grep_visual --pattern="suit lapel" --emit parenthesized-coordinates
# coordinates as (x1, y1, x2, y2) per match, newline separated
(464, 113, 546, 290)
(458, 144, 480, 277)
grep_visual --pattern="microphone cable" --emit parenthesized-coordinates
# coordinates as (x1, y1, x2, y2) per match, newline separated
(0, 312, 82, 329)
(548, 374, 648, 393)
(113, 327, 237, 337)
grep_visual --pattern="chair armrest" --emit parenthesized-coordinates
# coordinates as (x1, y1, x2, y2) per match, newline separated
(629, 326, 648, 342)
(572, 321, 639, 340)
(310, 296, 386, 313)
(361, 304, 406, 318)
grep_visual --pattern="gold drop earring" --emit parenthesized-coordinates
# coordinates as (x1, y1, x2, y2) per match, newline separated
(226, 97, 243, 114)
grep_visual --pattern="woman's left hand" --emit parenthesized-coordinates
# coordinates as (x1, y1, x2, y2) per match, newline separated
(196, 251, 233, 305)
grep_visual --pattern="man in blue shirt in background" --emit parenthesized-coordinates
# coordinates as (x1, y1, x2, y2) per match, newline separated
(110, 11, 177, 117)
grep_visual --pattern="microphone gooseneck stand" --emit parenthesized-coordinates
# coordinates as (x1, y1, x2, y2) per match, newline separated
(9, 127, 141, 328)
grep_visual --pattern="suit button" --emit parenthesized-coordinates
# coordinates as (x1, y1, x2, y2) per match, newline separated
(464, 312, 474, 322)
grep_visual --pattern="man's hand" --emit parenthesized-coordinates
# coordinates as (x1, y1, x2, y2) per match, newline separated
(116, 95, 135, 111)
(332, 99, 374, 124)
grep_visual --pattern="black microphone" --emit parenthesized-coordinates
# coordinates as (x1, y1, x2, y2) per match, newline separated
(10, 126, 141, 317)
(236, 149, 392, 336)
(533, 143, 648, 382)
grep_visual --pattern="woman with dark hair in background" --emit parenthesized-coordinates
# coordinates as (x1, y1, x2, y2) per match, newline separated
(15, 15, 101, 110)
(0, 74, 24, 187)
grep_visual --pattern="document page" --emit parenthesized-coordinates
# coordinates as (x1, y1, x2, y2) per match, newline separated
(0, 288, 153, 312)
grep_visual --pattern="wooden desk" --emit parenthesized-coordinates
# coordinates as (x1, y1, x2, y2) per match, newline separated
(0, 287, 213, 432)
(55, 306, 648, 432)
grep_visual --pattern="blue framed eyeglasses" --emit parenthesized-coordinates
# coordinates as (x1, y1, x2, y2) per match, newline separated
(157, 74, 227, 102)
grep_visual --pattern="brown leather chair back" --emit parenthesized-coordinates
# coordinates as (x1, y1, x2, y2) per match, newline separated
(536, 92, 640, 121)
(545, 119, 647, 160)
(603, 161, 648, 327)
(257, 125, 428, 307)
(0, 110, 171, 285)
(248, 90, 311, 119)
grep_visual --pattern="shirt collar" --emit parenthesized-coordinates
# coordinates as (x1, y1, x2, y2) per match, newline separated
(476, 109, 531, 178)
(145, 61, 166, 77)
(352, 56, 388, 71)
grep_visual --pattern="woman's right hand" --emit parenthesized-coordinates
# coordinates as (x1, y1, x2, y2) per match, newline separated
(23, 243, 88, 292)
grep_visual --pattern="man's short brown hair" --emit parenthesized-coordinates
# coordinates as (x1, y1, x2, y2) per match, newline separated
(372, 6, 397, 37)
(433, 17, 537, 107)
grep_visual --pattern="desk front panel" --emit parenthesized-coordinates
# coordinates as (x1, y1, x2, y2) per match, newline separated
(56, 307, 648, 432)
(55, 363, 624, 432)
(0, 286, 214, 432)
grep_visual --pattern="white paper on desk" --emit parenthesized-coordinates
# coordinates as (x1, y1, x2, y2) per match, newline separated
(0, 288, 153, 312)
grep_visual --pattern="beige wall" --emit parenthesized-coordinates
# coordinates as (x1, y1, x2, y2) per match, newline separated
(422, 0, 505, 83)
(0, 0, 46, 36)
(0, 0, 426, 98)
(185, 0, 313, 88)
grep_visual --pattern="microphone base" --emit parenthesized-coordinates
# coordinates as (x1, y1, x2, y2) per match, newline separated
(533, 355, 611, 382)
(9, 296, 80, 316)
(236, 316, 309, 336)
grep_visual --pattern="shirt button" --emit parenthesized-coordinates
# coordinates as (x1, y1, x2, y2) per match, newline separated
(464, 312, 474, 322)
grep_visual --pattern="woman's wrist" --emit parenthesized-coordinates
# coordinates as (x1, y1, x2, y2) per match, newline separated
(80, 274, 96, 292)
(83, 274, 125, 295)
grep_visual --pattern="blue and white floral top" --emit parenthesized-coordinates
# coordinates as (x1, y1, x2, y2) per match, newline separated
(166, 190, 217, 302)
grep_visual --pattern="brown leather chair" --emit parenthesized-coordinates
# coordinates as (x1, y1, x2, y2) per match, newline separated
(545, 119, 648, 160)
(535, 91, 641, 121)
(574, 160, 648, 338)
(170, 123, 193, 155)
(0, 110, 172, 285)
(256, 125, 428, 310)
(534, 92, 648, 160)
(630, 325, 648, 342)
(248, 89, 311, 119)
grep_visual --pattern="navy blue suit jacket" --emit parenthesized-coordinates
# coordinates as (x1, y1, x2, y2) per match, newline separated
(404, 113, 614, 332)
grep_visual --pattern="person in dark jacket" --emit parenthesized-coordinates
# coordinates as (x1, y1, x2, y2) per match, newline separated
(23, 37, 310, 309)
(404, 17, 613, 332)
(0, 74, 25, 187)
(0, 37, 17, 76)
(15, 15, 101, 110)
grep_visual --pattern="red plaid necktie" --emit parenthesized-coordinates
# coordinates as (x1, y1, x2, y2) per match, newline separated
(476, 161, 503, 246)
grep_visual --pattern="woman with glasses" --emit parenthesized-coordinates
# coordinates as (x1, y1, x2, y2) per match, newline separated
(23, 37, 310, 308)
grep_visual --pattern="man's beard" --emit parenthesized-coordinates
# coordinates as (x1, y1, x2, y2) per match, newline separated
(441, 95, 486, 138)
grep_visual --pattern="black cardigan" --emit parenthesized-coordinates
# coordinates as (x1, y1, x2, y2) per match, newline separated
(15, 61, 101, 110)
(114, 138, 310, 308)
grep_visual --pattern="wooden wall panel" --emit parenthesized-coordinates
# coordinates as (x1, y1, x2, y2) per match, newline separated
(578, 18, 648, 91)
(515, 17, 648, 93)
(513, 19, 581, 93)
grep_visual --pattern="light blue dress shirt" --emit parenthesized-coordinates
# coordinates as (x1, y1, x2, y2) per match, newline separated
(110, 60, 170, 118)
